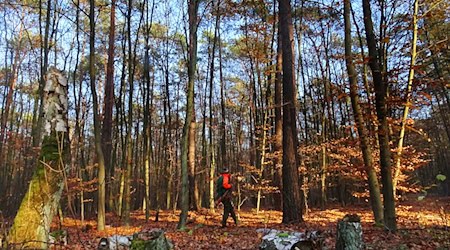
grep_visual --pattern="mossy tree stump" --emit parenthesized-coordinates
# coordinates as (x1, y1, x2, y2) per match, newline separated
(131, 229, 172, 250)
(335, 214, 363, 250)
(7, 68, 69, 249)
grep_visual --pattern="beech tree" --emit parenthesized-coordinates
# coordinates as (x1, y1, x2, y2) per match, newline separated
(344, 0, 383, 224)
(178, 0, 199, 229)
(362, 0, 397, 231)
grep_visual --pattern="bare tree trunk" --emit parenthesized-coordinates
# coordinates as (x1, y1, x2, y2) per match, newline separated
(362, 0, 397, 231)
(178, 0, 199, 229)
(219, 10, 226, 174)
(88, 0, 107, 231)
(344, 0, 383, 224)
(8, 69, 69, 248)
(208, 0, 221, 211)
(279, 0, 303, 224)
(272, 17, 283, 211)
(256, 111, 269, 214)
(33, 0, 52, 147)
(393, 0, 419, 197)
(143, 0, 155, 221)
(102, 0, 116, 214)
(188, 116, 198, 210)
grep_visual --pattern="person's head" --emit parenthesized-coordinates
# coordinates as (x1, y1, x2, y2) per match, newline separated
(221, 167, 229, 174)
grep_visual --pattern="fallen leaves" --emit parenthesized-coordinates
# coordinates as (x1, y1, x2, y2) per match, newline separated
(46, 196, 450, 249)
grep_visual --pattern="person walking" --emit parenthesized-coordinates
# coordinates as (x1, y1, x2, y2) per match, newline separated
(216, 168, 238, 228)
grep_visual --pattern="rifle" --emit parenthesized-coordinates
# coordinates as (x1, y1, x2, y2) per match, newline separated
(215, 189, 231, 206)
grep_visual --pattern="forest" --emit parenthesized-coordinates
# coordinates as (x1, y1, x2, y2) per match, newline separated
(0, 0, 449, 249)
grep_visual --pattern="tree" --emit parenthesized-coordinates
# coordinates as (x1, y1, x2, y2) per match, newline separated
(273, 13, 283, 211)
(7, 68, 69, 248)
(344, 0, 383, 224)
(33, 0, 52, 147)
(89, 0, 106, 231)
(279, 0, 303, 224)
(123, 0, 144, 225)
(393, 0, 419, 196)
(142, 0, 155, 222)
(0, 24, 23, 162)
(102, 0, 116, 213)
(362, 0, 397, 231)
(178, 0, 199, 229)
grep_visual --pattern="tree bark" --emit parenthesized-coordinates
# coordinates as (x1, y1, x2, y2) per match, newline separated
(336, 214, 363, 250)
(279, 0, 303, 224)
(344, 0, 383, 224)
(362, 0, 397, 231)
(188, 117, 198, 210)
(273, 11, 283, 211)
(143, 0, 155, 221)
(178, 0, 199, 229)
(33, 0, 52, 147)
(8, 68, 69, 249)
(208, 0, 221, 211)
(102, 0, 116, 214)
(393, 0, 419, 197)
(89, 0, 107, 231)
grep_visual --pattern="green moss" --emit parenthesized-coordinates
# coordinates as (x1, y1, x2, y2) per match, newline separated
(50, 230, 66, 238)
(40, 134, 60, 162)
(130, 239, 147, 250)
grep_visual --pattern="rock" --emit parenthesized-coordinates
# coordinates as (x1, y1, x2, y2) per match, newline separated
(104, 229, 172, 250)
(108, 235, 132, 249)
(257, 229, 322, 250)
(98, 237, 110, 250)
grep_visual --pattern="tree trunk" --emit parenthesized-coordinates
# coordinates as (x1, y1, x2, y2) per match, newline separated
(7, 68, 69, 249)
(206, 0, 221, 211)
(33, 0, 52, 147)
(219, 8, 226, 173)
(257, 111, 269, 214)
(362, 0, 396, 231)
(89, 0, 107, 231)
(188, 117, 198, 211)
(123, 0, 143, 224)
(273, 13, 283, 211)
(178, 0, 198, 229)
(344, 0, 383, 224)
(279, 0, 303, 224)
(124, 0, 134, 225)
(102, 0, 115, 215)
(393, 0, 419, 197)
(0, 25, 23, 161)
(320, 144, 327, 210)
(336, 214, 363, 250)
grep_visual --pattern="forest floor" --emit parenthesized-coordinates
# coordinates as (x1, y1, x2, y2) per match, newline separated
(46, 196, 450, 249)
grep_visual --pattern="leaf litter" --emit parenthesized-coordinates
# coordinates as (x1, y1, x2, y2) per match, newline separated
(47, 197, 449, 249)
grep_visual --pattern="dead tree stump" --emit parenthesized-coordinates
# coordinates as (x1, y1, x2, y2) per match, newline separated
(335, 214, 363, 250)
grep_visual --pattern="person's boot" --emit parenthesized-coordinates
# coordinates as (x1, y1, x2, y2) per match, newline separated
(221, 218, 227, 228)
(231, 213, 238, 226)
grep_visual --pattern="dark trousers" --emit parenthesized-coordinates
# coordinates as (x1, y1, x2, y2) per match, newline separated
(221, 198, 237, 226)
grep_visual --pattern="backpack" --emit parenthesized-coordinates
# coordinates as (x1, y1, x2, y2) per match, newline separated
(216, 175, 225, 198)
